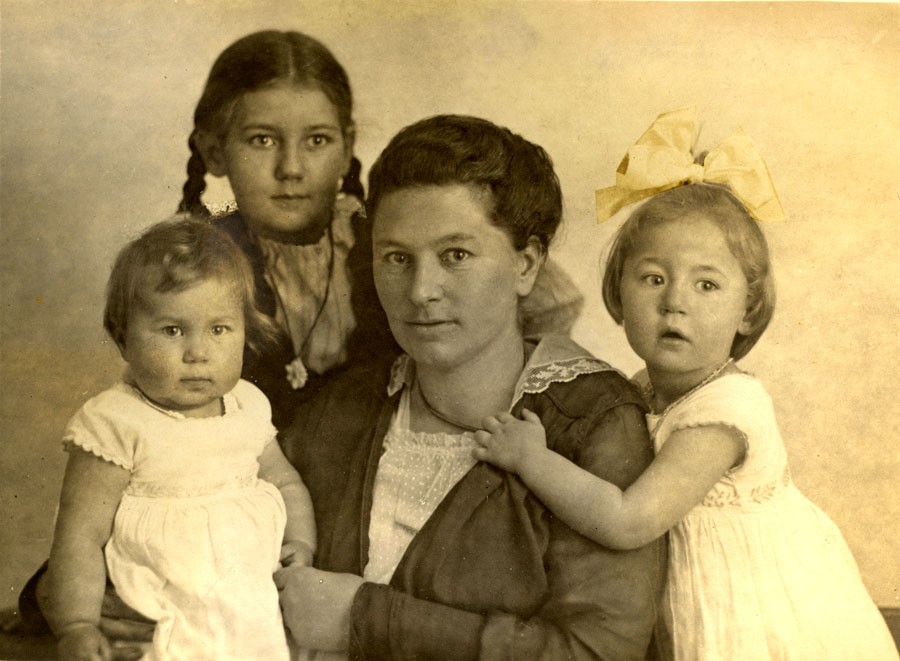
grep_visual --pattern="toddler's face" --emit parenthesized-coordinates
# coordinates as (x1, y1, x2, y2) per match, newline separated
(618, 214, 752, 386)
(206, 83, 353, 243)
(120, 277, 245, 418)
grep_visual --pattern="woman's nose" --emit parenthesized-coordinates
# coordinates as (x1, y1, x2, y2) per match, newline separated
(275, 145, 306, 180)
(408, 258, 444, 305)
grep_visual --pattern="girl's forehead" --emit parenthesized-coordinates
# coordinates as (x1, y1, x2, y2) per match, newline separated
(230, 83, 340, 122)
(135, 271, 243, 303)
(630, 214, 740, 262)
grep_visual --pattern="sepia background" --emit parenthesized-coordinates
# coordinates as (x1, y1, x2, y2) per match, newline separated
(1, 0, 898, 611)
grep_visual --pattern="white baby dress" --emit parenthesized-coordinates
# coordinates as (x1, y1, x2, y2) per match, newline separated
(646, 372, 897, 660)
(63, 379, 290, 661)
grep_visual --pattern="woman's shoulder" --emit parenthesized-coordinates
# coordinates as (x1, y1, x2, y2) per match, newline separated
(520, 335, 645, 417)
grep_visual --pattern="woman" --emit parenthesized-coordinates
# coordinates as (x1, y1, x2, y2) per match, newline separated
(276, 115, 666, 660)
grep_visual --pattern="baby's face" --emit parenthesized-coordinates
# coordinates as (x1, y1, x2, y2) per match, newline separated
(121, 277, 245, 417)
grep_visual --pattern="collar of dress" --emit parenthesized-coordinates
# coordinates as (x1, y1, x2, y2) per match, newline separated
(387, 333, 621, 407)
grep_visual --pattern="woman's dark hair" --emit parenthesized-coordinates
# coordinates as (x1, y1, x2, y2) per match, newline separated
(104, 218, 281, 357)
(366, 114, 562, 252)
(178, 30, 361, 216)
(602, 182, 776, 360)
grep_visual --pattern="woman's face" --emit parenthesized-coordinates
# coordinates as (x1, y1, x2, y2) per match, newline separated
(201, 83, 353, 243)
(372, 184, 540, 373)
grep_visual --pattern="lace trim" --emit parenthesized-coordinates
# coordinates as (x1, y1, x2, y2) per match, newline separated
(514, 357, 616, 401)
(700, 466, 791, 508)
(387, 354, 616, 401)
(63, 439, 132, 471)
(206, 200, 239, 217)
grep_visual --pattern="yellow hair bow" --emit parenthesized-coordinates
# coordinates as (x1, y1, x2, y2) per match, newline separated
(596, 107, 785, 223)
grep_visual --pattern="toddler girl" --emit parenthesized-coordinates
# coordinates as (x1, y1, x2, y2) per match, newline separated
(44, 218, 316, 660)
(473, 108, 898, 659)
(176, 30, 585, 427)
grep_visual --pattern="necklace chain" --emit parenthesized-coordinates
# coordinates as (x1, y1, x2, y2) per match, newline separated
(415, 380, 481, 432)
(649, 357, 734, 419)
(265, 223, 335, 358)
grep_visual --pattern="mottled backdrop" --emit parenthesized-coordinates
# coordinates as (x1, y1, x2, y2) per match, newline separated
(1, 1, 897, 608)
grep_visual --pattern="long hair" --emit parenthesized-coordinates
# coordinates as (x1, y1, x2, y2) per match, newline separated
(177, 31, 361, 217)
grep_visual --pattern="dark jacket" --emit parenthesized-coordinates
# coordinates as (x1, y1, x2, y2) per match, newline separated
(281, 335, 666, 660)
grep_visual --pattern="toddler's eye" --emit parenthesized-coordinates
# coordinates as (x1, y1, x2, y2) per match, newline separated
(441, 249, 470, 264)
(641, 274, 665, 286)
(162, 326, 182, 337)
(697, 280, 719, 292)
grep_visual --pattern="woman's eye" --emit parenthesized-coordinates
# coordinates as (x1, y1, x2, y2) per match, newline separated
(248, 134, 276, 148)
(641, 274, 664, 286)
(441, 249, 470, 264)
(384, 252, 409, 266)
(162, 326, 182, 337)
(306, 134, 332, 148)
(211, 325, 229, 336)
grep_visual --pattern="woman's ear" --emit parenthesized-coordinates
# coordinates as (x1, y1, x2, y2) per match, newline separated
(194, 130, 228, 178)
(516, 236, 545, 297)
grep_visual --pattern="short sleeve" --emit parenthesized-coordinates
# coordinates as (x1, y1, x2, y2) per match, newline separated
(62, 385, 144, 470)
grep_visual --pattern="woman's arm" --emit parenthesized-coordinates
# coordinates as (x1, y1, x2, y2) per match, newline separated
(505, 422, 744, 549)
(257, 440, 316, 567)
(45, 448, 130, 659)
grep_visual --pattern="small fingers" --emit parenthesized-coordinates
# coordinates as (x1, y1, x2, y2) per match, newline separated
(481, 415, 501, 432)
(520, 408, 541, 424)
(473, 430, 492, 447)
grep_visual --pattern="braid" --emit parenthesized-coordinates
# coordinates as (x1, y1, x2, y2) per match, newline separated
(341, 156, 365, 200)
(177, 133, 211, 217)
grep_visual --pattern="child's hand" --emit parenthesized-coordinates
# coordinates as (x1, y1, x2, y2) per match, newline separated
(57, 623, 111, 661)
(473, 409, 547, 474)
(280, 539, 314, 568)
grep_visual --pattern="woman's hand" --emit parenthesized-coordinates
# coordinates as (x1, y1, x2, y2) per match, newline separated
(473, 408, 547, 474)
(274, 565, 363, 652)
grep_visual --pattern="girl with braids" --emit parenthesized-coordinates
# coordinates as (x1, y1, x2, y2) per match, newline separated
(175, 30, 584, 429)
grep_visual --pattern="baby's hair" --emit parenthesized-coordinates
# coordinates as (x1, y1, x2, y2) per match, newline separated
(602, 182, 775, 360)
(366, 114, 562, 253)
(178, 30, 362, 217)
(104, 218, 281, 356)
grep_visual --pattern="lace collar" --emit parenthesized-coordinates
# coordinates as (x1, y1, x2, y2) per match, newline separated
(387, 334, 619, 407)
